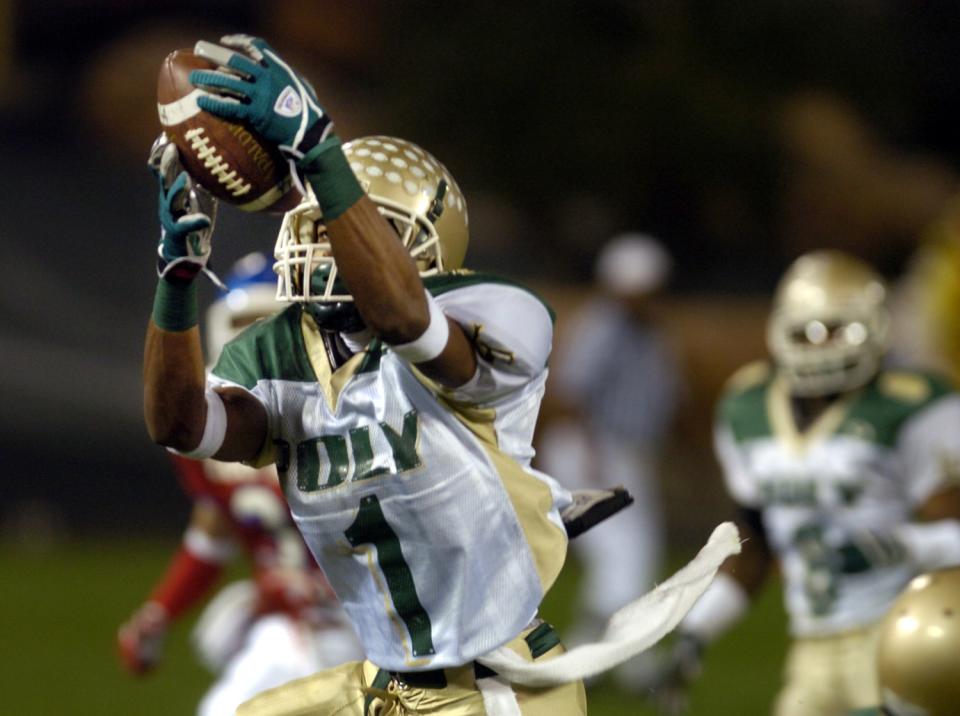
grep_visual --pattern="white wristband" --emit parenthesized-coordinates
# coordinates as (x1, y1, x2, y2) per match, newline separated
(171, 388, 227, 460)
(896, 520, 960, 571)
(679, 571, 749, 644)
(389, 291, 450, 363)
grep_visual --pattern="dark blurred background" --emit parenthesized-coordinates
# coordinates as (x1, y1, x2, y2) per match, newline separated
(6, 0, 960, 540)
(5, 0, 960, 701)
(6, 0, 960, 712)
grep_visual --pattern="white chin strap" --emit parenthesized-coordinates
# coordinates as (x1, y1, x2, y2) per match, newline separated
(476, 522, 742, 686)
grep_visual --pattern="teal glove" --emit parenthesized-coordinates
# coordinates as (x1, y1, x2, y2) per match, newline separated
(148, 135, 219, 285)
(189, 35, 333, 162)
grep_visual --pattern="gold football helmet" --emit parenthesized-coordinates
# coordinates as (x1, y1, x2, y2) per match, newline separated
(767, 250, 889, 397)
(876, 568, 960, 716)
(273, 136, 468, 329)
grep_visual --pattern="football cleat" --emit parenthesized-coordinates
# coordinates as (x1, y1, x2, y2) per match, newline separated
(561, 487, 634, 539)
(767, 250, 889, 397)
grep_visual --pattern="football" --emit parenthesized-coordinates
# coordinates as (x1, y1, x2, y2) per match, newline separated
(156, 48, 301, 213)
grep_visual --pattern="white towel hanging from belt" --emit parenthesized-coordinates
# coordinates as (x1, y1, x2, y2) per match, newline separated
(477, 521, 742, 687)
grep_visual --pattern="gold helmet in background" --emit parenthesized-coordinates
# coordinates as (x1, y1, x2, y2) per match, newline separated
(767, 250, 890, 397)
(876, 568, 960, 716)
(273, 136, 469, 329)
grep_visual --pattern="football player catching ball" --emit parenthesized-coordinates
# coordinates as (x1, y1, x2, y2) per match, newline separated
(651, 251, 960, 716)
(120, 253, 362, 715)
(142, 35, 740, 715)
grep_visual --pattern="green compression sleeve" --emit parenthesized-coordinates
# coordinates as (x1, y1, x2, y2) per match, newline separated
(152, 278, 198, 332)
(298, 135, 365, 221)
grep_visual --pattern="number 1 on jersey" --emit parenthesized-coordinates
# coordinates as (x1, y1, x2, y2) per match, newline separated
(345, 494, 436, 657)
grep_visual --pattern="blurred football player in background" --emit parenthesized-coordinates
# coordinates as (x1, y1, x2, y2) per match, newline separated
(119, 252, 362, 716)
(538, 233, 680, 687)
(141, 34, 738, 715)
(889, 193, 960, 383)
(847, 566, 960, 716)
(650, 250, 960, 715)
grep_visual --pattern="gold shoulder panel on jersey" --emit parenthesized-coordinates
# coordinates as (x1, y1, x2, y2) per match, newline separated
(722, 360, 772, 396)
(300, 311, 381, 412)
(840, 370, 954, 448)
(245, 435, 279, 470)
(413, 366, 567, 594)
(877, 372, 932, 404)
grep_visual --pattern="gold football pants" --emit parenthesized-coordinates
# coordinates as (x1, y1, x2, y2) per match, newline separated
(237, 622, 587, 716)
(774, 623, 881, 716)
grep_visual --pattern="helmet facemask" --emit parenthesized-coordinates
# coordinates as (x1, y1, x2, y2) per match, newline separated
(273, 200, 362, 332)
(767, 251, 889, 397)
(274, 199, 343, 303)
(273, 136, 468, 331)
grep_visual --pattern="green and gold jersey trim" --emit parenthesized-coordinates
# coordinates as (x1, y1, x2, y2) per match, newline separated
(719, 364, 954, 449)
(214, 273, 550, 392)
(213, 303, 316, 389)
(767, 376, 861, 455)
(413, 366, 567, 595)
(843, 371, 952, 446)
(300, 312, 385, 412)
(717, 362, 773, 443)
(213, 304, 385, 398)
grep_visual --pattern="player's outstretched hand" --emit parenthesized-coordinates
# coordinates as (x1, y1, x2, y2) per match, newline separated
(189, 35, 333, 161)
(148, 134, 219, 285)
(646, 634, 704, 716)
(117, 602, 169, 676)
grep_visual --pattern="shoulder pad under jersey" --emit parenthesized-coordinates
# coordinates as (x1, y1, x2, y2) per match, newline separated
(716, 361, 774, 443)
(423, 270, 555, 324)
(211, 303, 318, 389)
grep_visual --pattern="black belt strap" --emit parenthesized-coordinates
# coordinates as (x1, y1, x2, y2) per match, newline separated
(388, 667, 449, 689)
(383, 621, 559, 690)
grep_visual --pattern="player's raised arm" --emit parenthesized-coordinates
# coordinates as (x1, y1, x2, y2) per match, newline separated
(142, 136, 266, 462)
(323, 194, 478, 388)
(189, 35, 477, 388)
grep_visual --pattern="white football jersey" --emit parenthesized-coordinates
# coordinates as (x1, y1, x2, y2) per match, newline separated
(715, 362, 960, 637)
(209, 273, 570, 670)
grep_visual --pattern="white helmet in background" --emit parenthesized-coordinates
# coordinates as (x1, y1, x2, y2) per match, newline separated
(767, 250, 889, 397)
(594, 233, 671, 296)
(205, 252, 281, 360)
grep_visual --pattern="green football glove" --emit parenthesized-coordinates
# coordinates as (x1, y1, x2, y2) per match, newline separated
(148, 135, 220, 285)
(189, 35, 334, 162)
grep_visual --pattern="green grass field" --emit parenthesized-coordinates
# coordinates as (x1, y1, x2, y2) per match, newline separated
(0, 539, 788, 714)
